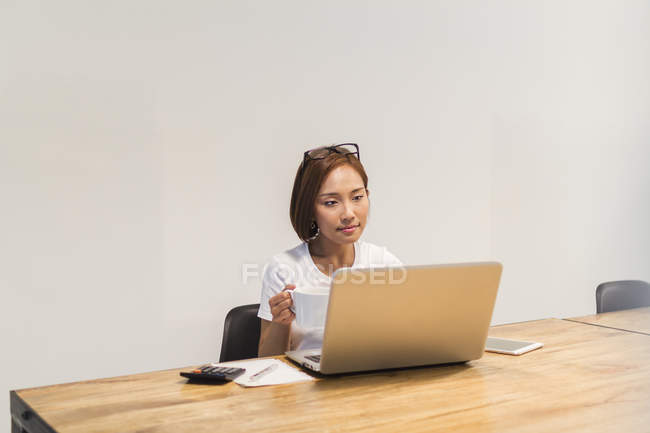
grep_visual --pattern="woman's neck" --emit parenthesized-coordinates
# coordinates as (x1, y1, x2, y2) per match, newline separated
(308, 238, 355, 269)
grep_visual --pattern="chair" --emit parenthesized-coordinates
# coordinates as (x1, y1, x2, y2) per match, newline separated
(595, 280, 650, 313)
(219, 303, 261, 362)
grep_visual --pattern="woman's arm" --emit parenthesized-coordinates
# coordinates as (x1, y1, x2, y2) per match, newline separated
(258, 284, 296, 357)
(258, 320, 291, 356)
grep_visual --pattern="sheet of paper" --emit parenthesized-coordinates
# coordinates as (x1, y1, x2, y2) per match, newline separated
(214, 359, 314, 387)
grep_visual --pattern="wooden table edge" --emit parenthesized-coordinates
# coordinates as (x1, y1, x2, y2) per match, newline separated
(10, 390, 57, 433)
(562, 317, 650, 336)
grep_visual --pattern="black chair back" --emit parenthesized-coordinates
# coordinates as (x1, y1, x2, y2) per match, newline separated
(596, 280, 650, 313)
(219, 303, 261, 362)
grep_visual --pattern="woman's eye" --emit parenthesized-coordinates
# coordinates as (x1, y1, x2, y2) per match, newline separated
(324, 201, 337, 206)
(353, 195, 364, 200)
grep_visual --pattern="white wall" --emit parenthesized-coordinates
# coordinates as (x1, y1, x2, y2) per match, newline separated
(489, 0, 650, 322)
(2, 1, 649, 431)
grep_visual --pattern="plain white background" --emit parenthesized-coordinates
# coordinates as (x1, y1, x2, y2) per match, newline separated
(2, 1, 649, 430)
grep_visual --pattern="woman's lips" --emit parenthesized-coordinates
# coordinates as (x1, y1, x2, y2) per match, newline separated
(338, 224, 359, 233)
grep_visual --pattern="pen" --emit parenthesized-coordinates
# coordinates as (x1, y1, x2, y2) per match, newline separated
(249, 364, 278, 382)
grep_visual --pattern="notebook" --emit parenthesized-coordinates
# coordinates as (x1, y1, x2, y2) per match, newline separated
(285, 262, 502, 374)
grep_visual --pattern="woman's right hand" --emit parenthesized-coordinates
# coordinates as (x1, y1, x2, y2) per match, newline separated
(269, 284, 296, 326)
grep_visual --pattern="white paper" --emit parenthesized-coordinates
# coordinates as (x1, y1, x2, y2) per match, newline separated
(214, 358, 314, 387)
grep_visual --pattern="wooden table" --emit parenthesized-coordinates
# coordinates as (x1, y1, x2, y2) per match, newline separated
(565, 306, 650, 335)
(11, 317, 650, 433)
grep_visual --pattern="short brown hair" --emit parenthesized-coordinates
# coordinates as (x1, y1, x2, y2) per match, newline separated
(290, 147, 368, 242)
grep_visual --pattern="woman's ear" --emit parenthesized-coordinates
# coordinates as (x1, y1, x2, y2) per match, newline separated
(366, 188, 370, 198)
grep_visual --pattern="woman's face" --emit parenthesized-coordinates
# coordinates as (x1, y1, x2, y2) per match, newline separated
(313, 164, 369, 246)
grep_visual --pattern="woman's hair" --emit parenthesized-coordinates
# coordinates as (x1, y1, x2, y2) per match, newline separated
(290, 147, 368, 242)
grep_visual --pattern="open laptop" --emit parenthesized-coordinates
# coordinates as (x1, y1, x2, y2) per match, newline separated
(286, 262, 502, 374)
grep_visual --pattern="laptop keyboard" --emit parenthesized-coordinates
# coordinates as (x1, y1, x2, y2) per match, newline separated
(305, 355, 321, 363)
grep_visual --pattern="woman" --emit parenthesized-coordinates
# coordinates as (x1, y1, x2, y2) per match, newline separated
(257, 143, 402, 356)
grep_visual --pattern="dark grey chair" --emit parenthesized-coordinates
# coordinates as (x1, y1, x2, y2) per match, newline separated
(595, 280, 650, 313)
(219, 303, 261, 362)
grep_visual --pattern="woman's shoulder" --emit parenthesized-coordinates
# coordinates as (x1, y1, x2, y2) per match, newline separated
(356, 239, 392, 256)
(357, 239, 384, 251)
(356, 240, 403, 266)
(261, 242, 308, 284)
(266, 242, 309, 269)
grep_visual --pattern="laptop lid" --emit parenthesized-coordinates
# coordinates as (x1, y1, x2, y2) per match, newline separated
(318, 262, 502, 374)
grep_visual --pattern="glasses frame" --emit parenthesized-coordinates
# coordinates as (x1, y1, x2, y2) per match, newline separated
(300, 143, 360, 176)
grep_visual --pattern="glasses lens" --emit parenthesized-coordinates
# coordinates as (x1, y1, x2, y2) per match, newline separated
(306, 146, 332, 159)
(307, 144, 358, 160)
(334, 143, 359, 157)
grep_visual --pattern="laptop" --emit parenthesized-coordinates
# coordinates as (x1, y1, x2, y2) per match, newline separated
(286, 261, 502, 374)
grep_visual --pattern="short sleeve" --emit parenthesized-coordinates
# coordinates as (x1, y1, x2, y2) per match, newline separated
(257, 258, 295, 321)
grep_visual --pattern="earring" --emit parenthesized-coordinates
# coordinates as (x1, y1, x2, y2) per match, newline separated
(306, 221, 320, 242)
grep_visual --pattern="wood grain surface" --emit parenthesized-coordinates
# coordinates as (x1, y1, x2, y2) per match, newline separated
(13, 318, 650, 433)
(565, 306, 650, 335)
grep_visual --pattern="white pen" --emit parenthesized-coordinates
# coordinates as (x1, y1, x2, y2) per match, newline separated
(249, 364, 278, 382)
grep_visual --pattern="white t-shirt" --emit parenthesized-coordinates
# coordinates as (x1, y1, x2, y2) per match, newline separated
(257, 240, 403, 350)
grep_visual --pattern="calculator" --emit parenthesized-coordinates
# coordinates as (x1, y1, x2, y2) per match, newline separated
(180, 365, 246, 382)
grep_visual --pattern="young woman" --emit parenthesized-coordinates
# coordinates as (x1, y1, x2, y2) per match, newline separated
(257, 143, 402, 356)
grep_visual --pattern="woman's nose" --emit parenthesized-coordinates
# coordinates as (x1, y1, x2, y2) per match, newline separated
(340, 203, 355, 220)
